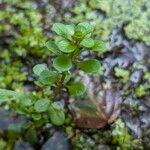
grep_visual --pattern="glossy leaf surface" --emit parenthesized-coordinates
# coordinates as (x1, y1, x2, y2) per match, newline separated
(53, 55, 72, 72)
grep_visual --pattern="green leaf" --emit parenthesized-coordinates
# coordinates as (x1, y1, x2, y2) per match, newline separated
(32, 114, 42, 121)
(52, 23, 75, 36)
(0, 89, 18, 97)
(65, 24, 75, 36)
(34, 99, 49, 112)
(53, 55, 72, 72)
(78, 59, 101, 73)
(80, 38, 94, 48)
(0, 89, 20, 104)
(68, 82, 86, 96)
(73, 25, 88, 40)
(49, 103, 65, 126)
(39, 70, 59, 85)
(52, 23, 67, 35)
(20, 98, 32, 106)
(19, 93, 36, 106)
(91, 40, 108, 52)
(33, 64, 48, 76)
(78, 22, 94, 34)
(45, 41, 60, 55)
(57, 40, 77, 53)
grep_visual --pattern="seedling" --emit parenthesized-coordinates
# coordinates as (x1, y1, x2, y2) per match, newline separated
(0, 22, 108, 127)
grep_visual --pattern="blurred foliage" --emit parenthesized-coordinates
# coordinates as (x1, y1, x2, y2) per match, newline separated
(112, 119, 143, 150)
(135, 85, 147, 98)
(70, 119, 141, 150)
(65, 0, 150, 45)
(0, 139, 7, 150)
(112, 119, 132, 149)
(0, 51, 26, 89)
(135, 71, 150, 98)
(144, 72, 150, 82)
(0, 0, 49, 89)
(0, 0, 48, 57)
(114, 67, 130, 83)
(71, 133, 95, 150)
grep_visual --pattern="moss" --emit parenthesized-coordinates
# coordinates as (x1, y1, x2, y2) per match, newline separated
(114, 67, 130, 83)
(111, 119, 133, 150)
(0, 0, 48, 57)
(0, 61, 26, 90)
(65, 0, 150, 45)
(135, 85, 147, 98)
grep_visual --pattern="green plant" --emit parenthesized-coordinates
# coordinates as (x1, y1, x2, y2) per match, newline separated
(0, 22, 107, 128)
(135, 85, 146, 98)
(65, 0, 150, 45)
(111, 119, 132, 149)
(114, 67, 130, 83)
(0, 60, 26, 89)
(111, 118, 143, 149)
(0, 0, 48, 57)
(135, 71, 150, 98)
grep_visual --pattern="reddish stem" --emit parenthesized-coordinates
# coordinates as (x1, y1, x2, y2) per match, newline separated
(53, 73, 66, 100)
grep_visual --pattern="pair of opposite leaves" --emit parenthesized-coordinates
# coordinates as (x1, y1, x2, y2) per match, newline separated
(69, 76, 122, 129)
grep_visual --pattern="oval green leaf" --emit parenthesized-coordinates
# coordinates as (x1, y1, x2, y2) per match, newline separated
(32, 114, 42, 121)
(49, 104, 65, 126)
(33, 64, 48, 76)
(52, 23, 67, 35)
(34, 99, 49, 112)
(80, 38, 94, 48)
(65, 24, 75, 36)
(52, 23, 75, 37)
(53, 55, 72, 72)
(57, 40, 77, 53)
(78, 59, 101, 73)
(0, 89, 20, 104)
(78, 22, 94, 34)
(91, 40, 108, 52)
(68, 82, 86, 96)
(39, 70, 58, 85)
(45, 41, 60, 55)
(19, 93, 36, 106)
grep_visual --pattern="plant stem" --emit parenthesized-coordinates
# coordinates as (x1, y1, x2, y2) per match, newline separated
(53, 73, 66, 100)
(53, 41, 80, 100)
